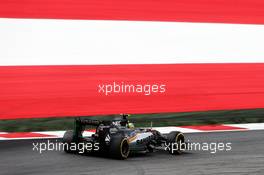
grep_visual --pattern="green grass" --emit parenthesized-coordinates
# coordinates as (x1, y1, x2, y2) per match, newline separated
(0, 109, 264, 132)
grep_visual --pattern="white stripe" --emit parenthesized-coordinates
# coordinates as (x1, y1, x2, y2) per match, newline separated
(1, 18, 264, 66)
(35, 131, 95, 137)
(33, 131, 66, 138)
(226, 123, 264, 130)
(152, 126, 201, 133)
(0, 137, 59, 140)
(82, 131, 95, 137)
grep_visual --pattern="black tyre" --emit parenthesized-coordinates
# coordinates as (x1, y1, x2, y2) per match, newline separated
(166, 131, 185, 155)
(62, 130, 75, 153)
(109, 134, 130, 159)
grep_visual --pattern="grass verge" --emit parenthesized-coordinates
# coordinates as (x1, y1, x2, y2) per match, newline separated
(0, 109, 264, 132)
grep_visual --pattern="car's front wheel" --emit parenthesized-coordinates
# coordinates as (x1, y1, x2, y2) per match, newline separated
(109, 134, 130, 159)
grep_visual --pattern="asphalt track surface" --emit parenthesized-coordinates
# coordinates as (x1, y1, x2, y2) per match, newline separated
(1, 130, 264, 175)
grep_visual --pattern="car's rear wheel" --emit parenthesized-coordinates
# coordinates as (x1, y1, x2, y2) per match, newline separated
(109, 134, 130, 159)
(62, 130, 75, 153)
(166, 131, 185, 155)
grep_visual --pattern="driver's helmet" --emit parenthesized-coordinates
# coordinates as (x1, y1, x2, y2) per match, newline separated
(127, 122, 135, 129)
(120, 114, 130, 118)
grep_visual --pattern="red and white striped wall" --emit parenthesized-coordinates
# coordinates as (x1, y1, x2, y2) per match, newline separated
(1, 0, 264, 120)
(1, 123, 264, 140)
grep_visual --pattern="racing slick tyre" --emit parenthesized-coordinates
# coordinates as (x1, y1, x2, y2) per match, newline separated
(62, 130, 76, 153)
(166, 131, 185, 155)
(109, 134, 130, 159)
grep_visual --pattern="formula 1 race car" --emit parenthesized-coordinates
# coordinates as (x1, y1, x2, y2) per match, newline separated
(62, 114, 185, 159)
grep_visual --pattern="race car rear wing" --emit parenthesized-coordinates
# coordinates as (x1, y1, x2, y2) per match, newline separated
(71, 117, 129, 141)
(72, 118, 112, 141)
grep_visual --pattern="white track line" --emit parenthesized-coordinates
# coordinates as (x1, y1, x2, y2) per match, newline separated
(33, 131, 67, 138)
(152, 127, 201, 134)
(226, 123, 264, 130)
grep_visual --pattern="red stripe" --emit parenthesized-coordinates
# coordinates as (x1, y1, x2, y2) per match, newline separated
(0, 0, 264, 24)
(180, 125, 246, 131)
(86, 129, 96, 133)
(0, 132, 54, 138)
(0, 64, 264, 119)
